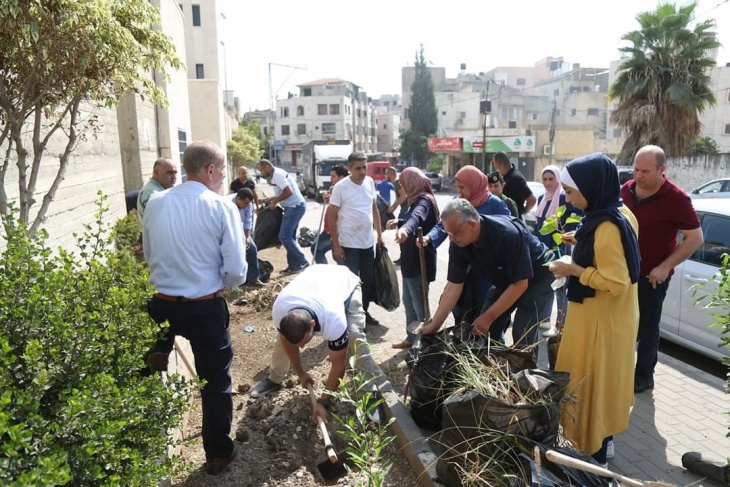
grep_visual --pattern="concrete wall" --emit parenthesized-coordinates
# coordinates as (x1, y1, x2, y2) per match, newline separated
(1, 103, 126, 250)
(117, 93, 159, 192)
(665, 154, 730, 191)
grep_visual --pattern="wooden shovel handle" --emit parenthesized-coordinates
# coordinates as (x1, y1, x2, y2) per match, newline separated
(307, 384, 338, 463)
(545, 450, 644, 487)
(417, 227, 430, 322)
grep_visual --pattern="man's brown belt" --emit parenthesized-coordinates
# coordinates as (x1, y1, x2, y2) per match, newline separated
(154, 290, 223, 303)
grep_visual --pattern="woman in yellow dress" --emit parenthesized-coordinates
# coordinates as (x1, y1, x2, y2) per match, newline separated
(549, 153, 640, 466)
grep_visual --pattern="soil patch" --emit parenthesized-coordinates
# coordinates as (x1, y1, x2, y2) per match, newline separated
(172, 247, 418, 487)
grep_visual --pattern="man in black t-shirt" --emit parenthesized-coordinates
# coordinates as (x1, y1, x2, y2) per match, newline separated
(419, 199, 554, 348)
(230, 166, 259, 206)
(491, 151, 535, 216)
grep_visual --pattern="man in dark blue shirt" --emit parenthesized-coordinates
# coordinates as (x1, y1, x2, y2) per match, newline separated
(419, 199, 555, 347)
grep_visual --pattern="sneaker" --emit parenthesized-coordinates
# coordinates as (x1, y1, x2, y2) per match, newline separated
(280, 263, 308, 275)
(365, 312, 380, 326)
(250, 378, 281, 398)
(244, 279, 265, 288)
(606, 440, 615, 459)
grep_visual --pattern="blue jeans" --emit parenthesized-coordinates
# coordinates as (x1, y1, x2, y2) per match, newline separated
(403, 276, 426, 342)
(148, 297, 234, 462)
(312, 232, 332, 264)
(635, 276, 670, 382)
(485, 271, 555, 348)
(246, 239, 260, 282)
(555, 283, 568, 327)
(279, 203, 307, 269)
(337, 246, 374, 311)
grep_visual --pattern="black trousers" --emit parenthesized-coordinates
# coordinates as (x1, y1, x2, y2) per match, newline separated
(148, 297, 234, 461)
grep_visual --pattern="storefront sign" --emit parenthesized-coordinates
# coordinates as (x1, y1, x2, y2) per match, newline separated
(427, 137, 462, 152)
(284, 143, 303, 151)
(462, 135, 535, 153)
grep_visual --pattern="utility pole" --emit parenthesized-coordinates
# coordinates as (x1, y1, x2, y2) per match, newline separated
(268, 62, 306, 160)
(480, 80, 491, 173)
(548, 100, 557, 165)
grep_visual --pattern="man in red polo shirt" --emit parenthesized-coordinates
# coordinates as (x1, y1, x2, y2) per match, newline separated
(621, 145, 703, 393)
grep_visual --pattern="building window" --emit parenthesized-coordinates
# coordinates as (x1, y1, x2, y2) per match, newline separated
(303, 88, 312, 96)
(571, 108, 577, 116)
(404, 108, 409, 119)
(297, 106, 304, 116)
(297, 123, 306, 135)
(329, 104, 340, 115)
(195, 63, 204, 79)
(516, 78, 526, 86)
(356, 126, 362, 135)
(281, 107, 289, 118)
(177, 129, 187, 182)
(317, 104, 327, 115)
(724, 123, 730, 134)
(531, 113, 537, 120)
(459, 111, 466, 118)
(192, 5, 201, 26)
(281, 125, 290, 135)
(383, 123, 387, 129)
(442, 111, 446, 115)
(322, 122, 336, 135)
(356, 109, 361, 118)
(499, 107, 518, 120)
(587, 108, 599, 116)
(553, 89, 559, 96)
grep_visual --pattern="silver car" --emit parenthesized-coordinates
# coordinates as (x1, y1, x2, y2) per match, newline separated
(660, 196, 730, 361)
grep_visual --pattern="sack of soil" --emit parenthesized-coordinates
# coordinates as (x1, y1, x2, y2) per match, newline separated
(407, 326, 537, 431)
(258, 259, 273, 283)
(547, 334, 561, 371)
(373, 244, 400, 311)
(253, 205, 283, 251)
(435, 369, 570, 486)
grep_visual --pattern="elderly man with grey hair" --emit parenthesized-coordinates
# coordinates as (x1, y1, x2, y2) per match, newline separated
(419, 199, 555, 348)
(143, 140, 246, 475)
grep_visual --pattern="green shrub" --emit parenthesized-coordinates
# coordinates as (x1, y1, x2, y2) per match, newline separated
(0, 195, 191, 486)
(113, 211, 142, 256)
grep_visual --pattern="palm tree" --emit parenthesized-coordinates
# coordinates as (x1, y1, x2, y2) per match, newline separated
(609, 2, 720, 165)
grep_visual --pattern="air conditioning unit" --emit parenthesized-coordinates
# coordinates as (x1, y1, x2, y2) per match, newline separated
(456, 118, 464, 125)
(543, 144, 554, 156)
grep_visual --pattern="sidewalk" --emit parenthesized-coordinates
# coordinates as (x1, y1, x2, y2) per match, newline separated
(258, 182, 729, 486)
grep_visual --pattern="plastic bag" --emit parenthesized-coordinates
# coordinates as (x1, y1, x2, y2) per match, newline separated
(373, 245, 400, 311)
(253, 205, 283, 251)
(257, 259, 273, 283)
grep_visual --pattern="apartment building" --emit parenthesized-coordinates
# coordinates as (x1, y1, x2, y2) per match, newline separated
(699, 64, 730, 153)
(274, 78, 376, 167)
(372, 94, 402, 154)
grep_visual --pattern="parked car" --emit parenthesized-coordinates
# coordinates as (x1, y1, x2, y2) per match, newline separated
(523, 181, 546, 232)
(691, 178, 730, 196)
(660, 196, 730, 361)
(617, 166, 633, 185)
(424, 171, 442, 191)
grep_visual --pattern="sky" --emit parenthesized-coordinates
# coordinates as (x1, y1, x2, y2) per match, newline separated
(218, 0, 730, 113)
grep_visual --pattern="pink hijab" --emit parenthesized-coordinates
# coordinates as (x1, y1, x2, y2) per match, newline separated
(399, 168, 440, 219)
(536, 165, 563, 218)
(454, 165, 489, 207)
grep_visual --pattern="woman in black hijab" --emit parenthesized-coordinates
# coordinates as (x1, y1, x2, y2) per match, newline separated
(549, 153, 640, 466)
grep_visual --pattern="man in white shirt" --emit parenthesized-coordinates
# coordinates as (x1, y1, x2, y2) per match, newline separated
(328, 152, 383, 325)
(257, 158, 308, 274)
(143, 140, 246, 475)
(249, 265, 379, 422)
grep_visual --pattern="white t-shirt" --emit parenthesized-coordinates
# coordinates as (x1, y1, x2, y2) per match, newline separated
(272, 264, 360, 342)
(329, 176, 376, 249)
(270, 167, 305, 207)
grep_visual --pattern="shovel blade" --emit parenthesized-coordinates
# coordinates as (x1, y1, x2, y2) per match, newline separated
(317, 455, 350, 484)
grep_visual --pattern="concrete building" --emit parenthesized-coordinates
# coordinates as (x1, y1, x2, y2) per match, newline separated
(273, 78, 377, 167)
(699, 64, 730, 153)
(178, 0, 236, 179)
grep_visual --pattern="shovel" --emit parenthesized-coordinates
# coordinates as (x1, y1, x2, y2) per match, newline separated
(403, 227, 431, 402)
(307, 384, 349, 483)
(545, 450, 675, 487)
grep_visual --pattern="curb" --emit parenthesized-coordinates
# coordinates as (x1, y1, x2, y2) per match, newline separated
(361, 351, 445, 487)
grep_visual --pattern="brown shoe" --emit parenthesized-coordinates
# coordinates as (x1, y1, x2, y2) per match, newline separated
(391, 340, 413, 350)
(204, 445, 238, 475)
(145, 352, 169, 372)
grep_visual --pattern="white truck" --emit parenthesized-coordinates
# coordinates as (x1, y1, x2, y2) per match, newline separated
(300, 140, 353, 201)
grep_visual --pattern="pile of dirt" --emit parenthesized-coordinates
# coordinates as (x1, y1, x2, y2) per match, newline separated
(172, 248, 418, 487)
